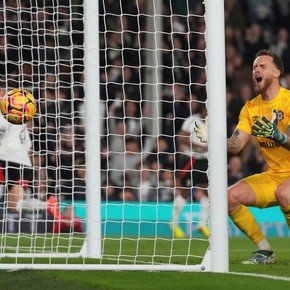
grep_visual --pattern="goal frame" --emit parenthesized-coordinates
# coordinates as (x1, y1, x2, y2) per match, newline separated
(0, 0, 228, 272)
(205, 0, 229, 272)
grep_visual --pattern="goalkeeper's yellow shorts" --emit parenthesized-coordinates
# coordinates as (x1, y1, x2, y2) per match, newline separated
(242, 171, 290, 208)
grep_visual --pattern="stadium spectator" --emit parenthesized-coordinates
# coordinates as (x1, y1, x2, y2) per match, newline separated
(119, 187, 138, 202)
(59, 159, 86, 202)
(281, 73, 290, 89)
(109, 136, 142, 195)
(244, 23, 268, 66)
(138, 165, 157, 202)
(224, 0, 246, 31)
(153, 169, 175, 202)
(147, 136, 174, 170)
(228, 156, 244, 186)
(270, 27, 289, 58)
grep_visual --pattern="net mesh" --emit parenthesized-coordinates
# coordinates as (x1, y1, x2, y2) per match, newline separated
(0, 0, 209, 269)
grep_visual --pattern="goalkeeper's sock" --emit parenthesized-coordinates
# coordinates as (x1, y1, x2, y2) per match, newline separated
(257, 238, 271, 251)
(281, 205, 290, 228)
(229, 204, 264, 245)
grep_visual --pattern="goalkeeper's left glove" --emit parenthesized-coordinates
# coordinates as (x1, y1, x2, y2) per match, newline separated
(251, 116, 288, 144)
(194, 121, 208, 143)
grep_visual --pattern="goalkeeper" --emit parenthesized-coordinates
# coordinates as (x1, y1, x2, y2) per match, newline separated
(195, 49, 290, 265)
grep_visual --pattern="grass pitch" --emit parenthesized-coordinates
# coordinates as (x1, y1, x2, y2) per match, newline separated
(0, 237, 289, 290)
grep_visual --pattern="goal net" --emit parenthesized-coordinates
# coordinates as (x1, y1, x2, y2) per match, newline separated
(0, 0, 228, 271)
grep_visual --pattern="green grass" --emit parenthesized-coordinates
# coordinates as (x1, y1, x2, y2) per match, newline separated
(0, 236, 289, 290)
(230, 237, 289, 276)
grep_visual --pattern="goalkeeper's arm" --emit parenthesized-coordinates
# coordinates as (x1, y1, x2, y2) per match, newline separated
(194, 121, 252, 155)
(193, 116, 290, 153)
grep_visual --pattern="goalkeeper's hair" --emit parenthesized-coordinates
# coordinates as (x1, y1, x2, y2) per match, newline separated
(255, 49, 284, 77)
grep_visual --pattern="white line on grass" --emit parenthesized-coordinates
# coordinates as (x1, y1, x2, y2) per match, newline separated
(229, 271, 290, 282)
(230, 249, 290, 252)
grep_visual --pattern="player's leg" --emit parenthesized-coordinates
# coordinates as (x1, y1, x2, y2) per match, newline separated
(275, 177, 290, 228)
(47, 204, 83, 233)
(192, 159, 210, 238)
(6, 162, 60, 216)
(8, 183, 25, 212)
(10, 165, 50, 213)
(228, 172, 277, 264)
(170, 154, 193, 238)
(17, 195, 50, 212)
(2, 161, 26, 213)
(63, 205, 83, 233)
(194, 186, 210, 238)
(170, 189, 187, 238)
(8, 163, 59, 216)
(46, 195, 62, 233)
(1, 161, 46, 214)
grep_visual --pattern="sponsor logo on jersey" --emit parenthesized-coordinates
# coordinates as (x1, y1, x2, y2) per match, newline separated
(258, 141, 281, 148)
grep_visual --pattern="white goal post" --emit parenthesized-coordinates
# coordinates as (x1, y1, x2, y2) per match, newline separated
(0, 0, 228, 272)
(205, 0, 229, 272)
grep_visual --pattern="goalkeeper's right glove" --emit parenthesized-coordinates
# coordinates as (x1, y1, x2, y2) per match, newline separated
(251, 116, 288, 144)
(194, 121, 208, 143)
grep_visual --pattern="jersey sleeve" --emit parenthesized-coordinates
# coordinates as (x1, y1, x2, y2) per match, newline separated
(236, 103, 252, 134)
(181, 117, 191, 132)
(0, 114, 10, 136)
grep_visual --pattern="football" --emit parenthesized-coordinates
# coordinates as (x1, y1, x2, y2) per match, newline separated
(0, 88, 37, 124)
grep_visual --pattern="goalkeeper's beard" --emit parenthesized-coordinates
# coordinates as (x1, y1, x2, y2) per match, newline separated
(253, 78, 272, 96)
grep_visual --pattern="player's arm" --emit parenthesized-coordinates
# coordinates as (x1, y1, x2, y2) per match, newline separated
(227, 129, 251, 155)
(178, 129, 207, 153)
(194, 121, 250, 154)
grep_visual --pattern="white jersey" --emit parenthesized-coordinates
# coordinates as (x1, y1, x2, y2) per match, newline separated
(181, 114, 208, 159)
(0, 113, 32, 166)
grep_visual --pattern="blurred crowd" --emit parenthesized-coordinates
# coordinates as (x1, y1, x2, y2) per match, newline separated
(1, 0, 290, 203)
(100, 0, 290, 202)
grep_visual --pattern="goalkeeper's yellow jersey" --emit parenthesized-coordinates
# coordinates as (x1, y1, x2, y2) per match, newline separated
(236, 86, 290, 173)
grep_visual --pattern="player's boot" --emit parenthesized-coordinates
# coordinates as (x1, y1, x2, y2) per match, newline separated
(197, 225, 210, 238)
(73, 217, 83, 232)
(169, 222, 185, 238)
(47, 195, 61, 219)
(47, 195, 62, 233)
(242, 250, 276, 265)
(173, 226, 185, 238)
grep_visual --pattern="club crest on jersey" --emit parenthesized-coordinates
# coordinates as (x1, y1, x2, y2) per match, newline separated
(271, 109, 284, 124)
(275, 110, 284, 121)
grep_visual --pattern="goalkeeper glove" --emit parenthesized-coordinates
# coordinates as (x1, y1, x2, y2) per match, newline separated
(194, 120, 208, 143)
(251, 116, 287, 144)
